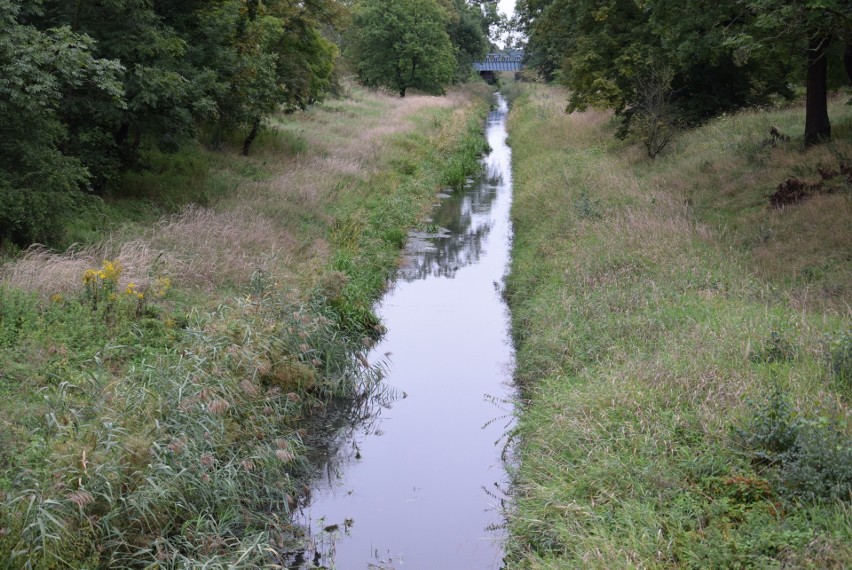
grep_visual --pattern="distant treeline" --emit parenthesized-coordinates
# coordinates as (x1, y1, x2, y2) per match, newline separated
(0, 0, 500, 248)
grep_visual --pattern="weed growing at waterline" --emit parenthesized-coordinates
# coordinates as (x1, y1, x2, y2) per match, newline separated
(0, 83, 492, 567)
(504, 83, 851, 568)
(1, 275, 377, 567)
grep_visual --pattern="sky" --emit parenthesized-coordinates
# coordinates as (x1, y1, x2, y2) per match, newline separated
(498, 0, 515, 18)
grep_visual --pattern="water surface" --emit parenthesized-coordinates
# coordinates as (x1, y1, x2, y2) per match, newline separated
(301, 93, 515, 569)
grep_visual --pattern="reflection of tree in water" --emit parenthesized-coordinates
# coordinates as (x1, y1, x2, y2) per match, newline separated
(301, 366, 402, 487)
(399, 106, 508, 282)
(400, 174, 504, 282)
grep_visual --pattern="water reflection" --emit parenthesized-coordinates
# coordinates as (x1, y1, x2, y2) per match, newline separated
(297, 93, 515, 570)
(399, 106, 509, 282)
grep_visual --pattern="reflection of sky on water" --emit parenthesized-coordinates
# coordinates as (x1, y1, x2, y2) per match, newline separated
(298, 94, 515, 570)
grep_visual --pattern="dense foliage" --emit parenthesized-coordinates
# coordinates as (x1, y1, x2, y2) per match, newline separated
(0, 0, 343, 248)
(0, 0, 124, 246)
(347, 0, 492, 96)
(0, 0, 498, 249)
(516, 0, 852, 148)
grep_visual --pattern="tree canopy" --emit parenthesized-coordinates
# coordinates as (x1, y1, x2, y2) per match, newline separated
(0, 0, 497, 248)
(516, 0, 852, 146)
(0, 0, 124, 245)
(348, 0, 494, 97)
(0, 0, 345, 247)
(348, 0, 457, 97)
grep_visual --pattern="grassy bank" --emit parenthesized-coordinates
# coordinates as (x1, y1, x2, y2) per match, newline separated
(504, 83, 851, 568)
(0, 83, 490, 568)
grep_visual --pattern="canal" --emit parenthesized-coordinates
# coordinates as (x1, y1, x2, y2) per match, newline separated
(301, 93, 515, 569)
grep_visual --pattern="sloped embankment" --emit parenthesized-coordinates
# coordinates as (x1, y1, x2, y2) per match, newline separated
(0, 84, 490, 567)
(504, 84, 851, 568)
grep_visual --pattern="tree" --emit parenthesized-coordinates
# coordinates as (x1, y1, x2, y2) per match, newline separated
(349, 0, 456, 97)
(516, 0, 797, 148)
(1, 0, 348, 247)
(732, 0, 852, 145)
(519, 0, 849, 147)
(28, 0, 212, 175)
(443, 0, 490, 81)
(0, 0, 124, 246)
(195, 0, 341, 154)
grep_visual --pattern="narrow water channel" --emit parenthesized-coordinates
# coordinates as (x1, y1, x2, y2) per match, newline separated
(301, 93, 514, 569)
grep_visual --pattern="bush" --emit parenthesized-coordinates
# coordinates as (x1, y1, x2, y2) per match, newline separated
(826, 331, 851, 393)
(750, 331, 799, 364)
(629, 67, 680, 159)
(737, 385, 852, 502)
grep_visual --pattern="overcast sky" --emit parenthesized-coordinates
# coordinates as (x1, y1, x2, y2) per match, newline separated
(498, 0, 515, 18)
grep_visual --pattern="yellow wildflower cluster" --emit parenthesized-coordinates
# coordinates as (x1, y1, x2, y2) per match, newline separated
(101, 260, 121, 281)
(83, 259, 123, 285)
(82, 259, 123, 309)
(125, 282, 144, 300)
(152, 276, 171, 299)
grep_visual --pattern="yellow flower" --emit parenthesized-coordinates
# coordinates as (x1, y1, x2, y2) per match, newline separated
(51, 293, 63, 303)
(153, 276, 171, 298)
(125, 282, 137, 295)
(101, 259, 122, 282)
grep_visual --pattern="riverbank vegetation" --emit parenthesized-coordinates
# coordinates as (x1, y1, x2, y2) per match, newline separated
(0, 80, 491, 567)
(504, 82, 851, 567)
(515, 0, 852, 148)
(0, 0, 500, 251)
(1, 1, 501, 565)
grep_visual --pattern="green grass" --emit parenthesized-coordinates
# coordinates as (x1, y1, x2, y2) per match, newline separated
(0, 83, 492, 568)
(327, 100, 490, 332)
(504, 83, 851, 568)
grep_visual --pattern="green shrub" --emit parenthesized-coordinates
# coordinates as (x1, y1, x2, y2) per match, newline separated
(750, 331, 798, 364)
(0, 287, 37, 349)
(738, 385, 852, 502)
(826, 331, 852, 393)
(779, 419, 852, 502)
(737, 384, 800, 461)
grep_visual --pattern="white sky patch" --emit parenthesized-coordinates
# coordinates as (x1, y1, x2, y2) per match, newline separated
(498, 0, 515, 18)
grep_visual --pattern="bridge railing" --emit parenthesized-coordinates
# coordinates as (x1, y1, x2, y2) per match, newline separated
(473, 52, 524, 72)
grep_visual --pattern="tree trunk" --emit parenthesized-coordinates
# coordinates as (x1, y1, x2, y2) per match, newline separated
(114, 122, 130, 146)
(242, 117, 261, 156)
(130, 127, 141, 153)
(804, 36, 831, 146)
(844, 40, 852, 85)
(409, 56, 418, 90)
(399, 87, 406, 97)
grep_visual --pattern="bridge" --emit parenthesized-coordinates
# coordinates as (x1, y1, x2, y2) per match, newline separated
(473, 51, 524, 73)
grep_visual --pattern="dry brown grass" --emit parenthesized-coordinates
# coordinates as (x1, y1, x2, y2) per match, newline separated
(149, 206, 297, 291)
(2, 240, 164, 298)
(1, 84, 468, 298)
(754, 193, 851, 279)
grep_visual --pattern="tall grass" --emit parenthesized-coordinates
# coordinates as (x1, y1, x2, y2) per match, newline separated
(504, 84, 851, 568)
(0, 82, 492, 567)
